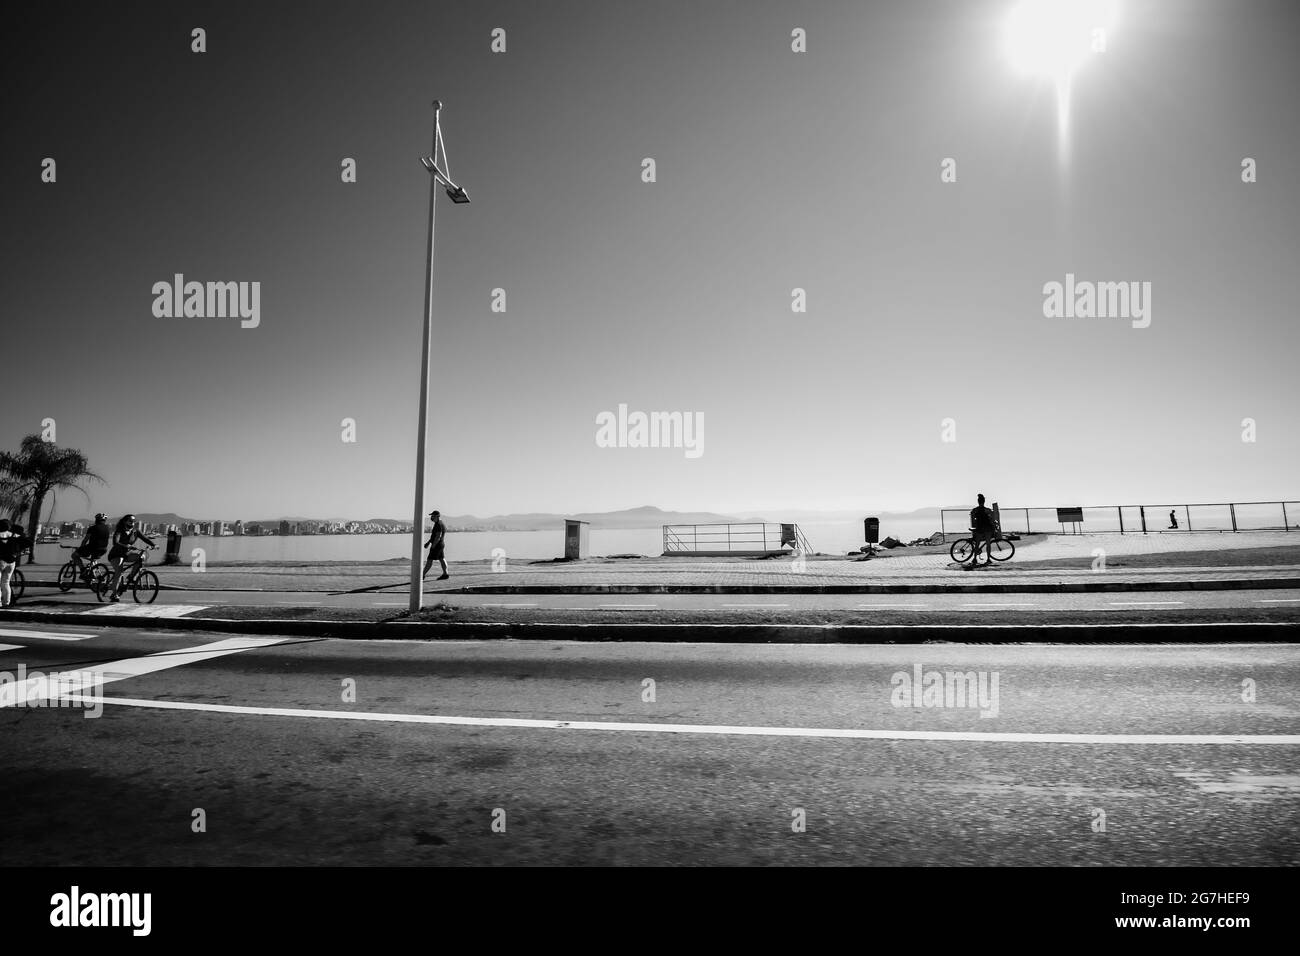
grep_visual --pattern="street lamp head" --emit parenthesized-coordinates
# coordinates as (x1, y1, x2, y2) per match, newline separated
(432, 99, 443, 111)
(445, 184, 470, 204)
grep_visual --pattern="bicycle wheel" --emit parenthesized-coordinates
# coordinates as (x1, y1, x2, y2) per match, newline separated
(988, 538, 1016, 562)
(950, 538, 974, 563)
(132, 570, 159, 604)
(94, 570, 113, 602)
(58, 560, 78, 592)
(11, 568, 24, 602)
(89, 565, 110, 594)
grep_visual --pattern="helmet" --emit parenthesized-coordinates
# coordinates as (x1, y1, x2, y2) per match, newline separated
(94, 513, 107, 522)
(124, 514, 137, 522)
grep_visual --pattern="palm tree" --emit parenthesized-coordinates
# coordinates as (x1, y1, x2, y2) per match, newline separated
(0, 435, 105, 564)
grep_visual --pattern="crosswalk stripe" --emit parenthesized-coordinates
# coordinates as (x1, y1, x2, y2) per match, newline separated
(0, 637, 286, 708)
(84, 604, 209, 618)
(0, 628, 95, 641)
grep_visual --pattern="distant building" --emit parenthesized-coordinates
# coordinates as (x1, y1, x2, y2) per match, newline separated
(233, 520, 243, 536)
(212, 520, 226, 536)
(279, 520, 291, 536)
(246, 523, 261, 536)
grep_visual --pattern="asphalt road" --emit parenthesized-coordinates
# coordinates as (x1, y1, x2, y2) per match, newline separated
(1, 622, 1297, 865)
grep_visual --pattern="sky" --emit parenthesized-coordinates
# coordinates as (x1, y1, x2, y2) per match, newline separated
(4, 0, 1298, 523)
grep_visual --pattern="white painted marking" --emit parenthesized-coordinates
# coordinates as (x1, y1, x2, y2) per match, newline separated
(0, 637, 287, 708)
(1258, 599, 1300, 603)
(0, 644, 22, 653)
(1109, 601, 1185, 606)
(722, 604, 790, 608)
(64, 695, 1300, 746)
(0, 628, 94, 641)
(962, 603, 1037, 608)
(85, 604, 209, 618)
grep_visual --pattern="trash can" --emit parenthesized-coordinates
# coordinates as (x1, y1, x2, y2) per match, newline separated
(864, 517, 880, 544)
(563, 520, 589, 560)
(164, 528, 183, 566)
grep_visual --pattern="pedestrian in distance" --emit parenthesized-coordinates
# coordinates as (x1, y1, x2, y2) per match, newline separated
(422, 509, 448, 580)
(967, 494, 997, 569)
(1169, 509, 1178, 529)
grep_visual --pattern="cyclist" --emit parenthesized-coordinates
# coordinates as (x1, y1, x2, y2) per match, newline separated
(967, 493, 997, 568)
(72, 513, 111, 582)
(106, 514, 156, 602)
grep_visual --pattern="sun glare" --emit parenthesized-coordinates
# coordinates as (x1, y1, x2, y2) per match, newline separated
(1003, 0, 1117, 79)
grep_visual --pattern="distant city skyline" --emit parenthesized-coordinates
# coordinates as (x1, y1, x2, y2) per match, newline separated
(6, 0, 1297, 526)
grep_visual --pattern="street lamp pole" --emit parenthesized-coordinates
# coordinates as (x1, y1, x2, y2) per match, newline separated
(409, 100, 470, 613)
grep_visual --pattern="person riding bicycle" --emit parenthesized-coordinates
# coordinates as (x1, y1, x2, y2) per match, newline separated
(71, 513, 111, 580)
(106, 514, 156, 602)
(968, 494, 997, 568)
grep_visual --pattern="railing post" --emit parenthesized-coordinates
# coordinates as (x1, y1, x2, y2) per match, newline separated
(1140, 506, 1147, 534)
(1283, 502, 1289, 531)
(1230, 503, 1237, 532)
(1118, 506, 1124, 534)
(1185, 506, 1192, 532)
(941, 511, 946, 540)
(1025, 509, 1030, 534)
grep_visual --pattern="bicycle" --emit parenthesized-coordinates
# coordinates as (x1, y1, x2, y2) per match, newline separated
(7, 566, 23, 602)
(57, 545, 111, 593)
(96, 547, 160, 604)
(949, 530, 1015, 565)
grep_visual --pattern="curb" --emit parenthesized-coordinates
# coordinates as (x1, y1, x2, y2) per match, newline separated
(449, 578, 1300, 595)
(2, 608, 1296, 644)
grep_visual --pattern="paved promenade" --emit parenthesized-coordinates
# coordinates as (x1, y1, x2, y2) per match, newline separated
(18, 532, 1300, 595)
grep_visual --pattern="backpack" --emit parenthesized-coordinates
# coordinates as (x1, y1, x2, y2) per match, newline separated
(0, 531, 23, 563)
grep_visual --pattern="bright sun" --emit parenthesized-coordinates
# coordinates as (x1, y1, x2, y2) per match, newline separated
(1003, 0, 1118, 80)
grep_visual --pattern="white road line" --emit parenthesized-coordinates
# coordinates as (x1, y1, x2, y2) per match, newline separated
(64, 695, 1300, 746)
(1109, 601, 1186, 606)
(962, 603, 1038, 608)
(1258, 599, 1300, 603)
(0, 637, 287, 708)
(0, 628, 95, 641)
(0, 644, 22, 653)
(722, 604, 790, 608)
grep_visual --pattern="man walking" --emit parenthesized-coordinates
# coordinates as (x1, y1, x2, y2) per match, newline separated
(422, 510, 448, 580)
(968, 493, 997, 569)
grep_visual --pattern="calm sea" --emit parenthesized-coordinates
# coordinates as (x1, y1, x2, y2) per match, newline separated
(32, 517, 949, 564)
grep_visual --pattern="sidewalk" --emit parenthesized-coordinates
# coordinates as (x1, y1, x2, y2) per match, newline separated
(16, 551, 1300, 595)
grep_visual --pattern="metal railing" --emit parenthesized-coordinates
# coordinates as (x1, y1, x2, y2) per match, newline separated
(939, 500, 1300, 539)
(662, 522, 813, 555)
